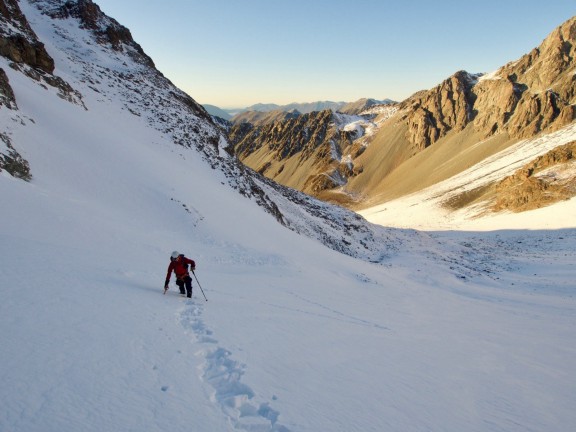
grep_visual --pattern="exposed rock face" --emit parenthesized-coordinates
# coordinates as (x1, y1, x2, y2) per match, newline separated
(472, 75, 525, 136)
(402, 71, 478, 150)
(0, 133, 31, 181)
(43, 0, 154, 67)
(232, 109, 335, 163)
(493, 141, 576, 212)
(404, 17, 576, 149)
(0, 0, 40, 179)
(0, 0, 55, 73)
(0, 67, 16, 109)
(473, 16, 576, 140)
(228, 121, 255, 148)
(230, 109, 365, 196)
(503, 19, 576, 103)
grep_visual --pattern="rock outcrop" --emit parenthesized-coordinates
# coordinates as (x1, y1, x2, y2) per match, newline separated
(0, 0, 39, 179)
(473, 14, 576, 140)
(43, 0, 154, 67)
(0, 0, 54, 73)
(229, 109, 367, 197)
(493, 141, 576, 212)
(401, 71, 478, 150)
(0, 132, 31, 180)
(0, 67, 16, 109)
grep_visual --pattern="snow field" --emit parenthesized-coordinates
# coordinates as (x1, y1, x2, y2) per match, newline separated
(2, 2, 576, 431)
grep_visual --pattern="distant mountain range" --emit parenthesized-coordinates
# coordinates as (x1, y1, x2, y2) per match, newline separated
(203, 98, 395, 121)
(244, 101, 346, 114)
(202, 104, 233, 120)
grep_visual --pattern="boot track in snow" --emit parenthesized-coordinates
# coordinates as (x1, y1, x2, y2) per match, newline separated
(179, 300, 290, 431)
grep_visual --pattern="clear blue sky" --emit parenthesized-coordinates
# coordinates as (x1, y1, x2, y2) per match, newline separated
(94, 0, 574, 109)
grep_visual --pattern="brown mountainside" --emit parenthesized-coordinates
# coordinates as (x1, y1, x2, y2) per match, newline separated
(230, 16, 576, 213)
(231, 109, 301, 127)
(229, 109, 370, 199)
(351, 16, 576, 210)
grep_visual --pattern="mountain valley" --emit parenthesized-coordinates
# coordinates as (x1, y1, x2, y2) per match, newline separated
(216, 17, 576, 218)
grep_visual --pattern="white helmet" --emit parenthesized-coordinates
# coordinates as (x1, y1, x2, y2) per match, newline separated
(171, 251, 180, 259)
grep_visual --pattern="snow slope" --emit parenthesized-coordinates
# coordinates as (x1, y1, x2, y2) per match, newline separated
(360, 122, 576, 232)
(1, 2, 575, 432)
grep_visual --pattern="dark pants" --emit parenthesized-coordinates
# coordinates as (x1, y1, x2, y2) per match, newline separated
(176, 275, 193, 298)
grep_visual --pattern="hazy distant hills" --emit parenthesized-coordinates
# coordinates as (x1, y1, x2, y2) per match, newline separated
(229, 109, 302, 127)
(203, 98, 395, 122)
(245, 101, 346, 114)
(202, 104, 233, 120)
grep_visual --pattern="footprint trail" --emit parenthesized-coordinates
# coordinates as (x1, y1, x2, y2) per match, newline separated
(180, 300, 290, 431)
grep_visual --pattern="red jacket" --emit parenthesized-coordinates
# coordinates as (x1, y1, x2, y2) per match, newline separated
(165, 256, 195, 285)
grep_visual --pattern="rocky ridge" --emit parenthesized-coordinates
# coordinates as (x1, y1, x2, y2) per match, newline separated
(400, 17, 575, 152)
(338, 97, 395, 115)
(228, 107, 392, 201)
(373, 16, 576, 212)
(493, 140, 576, 212)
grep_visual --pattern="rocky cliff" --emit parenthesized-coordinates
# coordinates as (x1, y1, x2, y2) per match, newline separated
(0, 0, 54, 73)
(492, 140, 576, 212)
(0, 0, 45, 178)
(44, 0, 154, 67)
(229, 109, 378, 201)
(401, 71, 479, 151)
(408, 17, 574, 147)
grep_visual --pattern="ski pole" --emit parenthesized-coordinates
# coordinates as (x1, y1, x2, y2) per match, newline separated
(192, 270, 208, 302)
